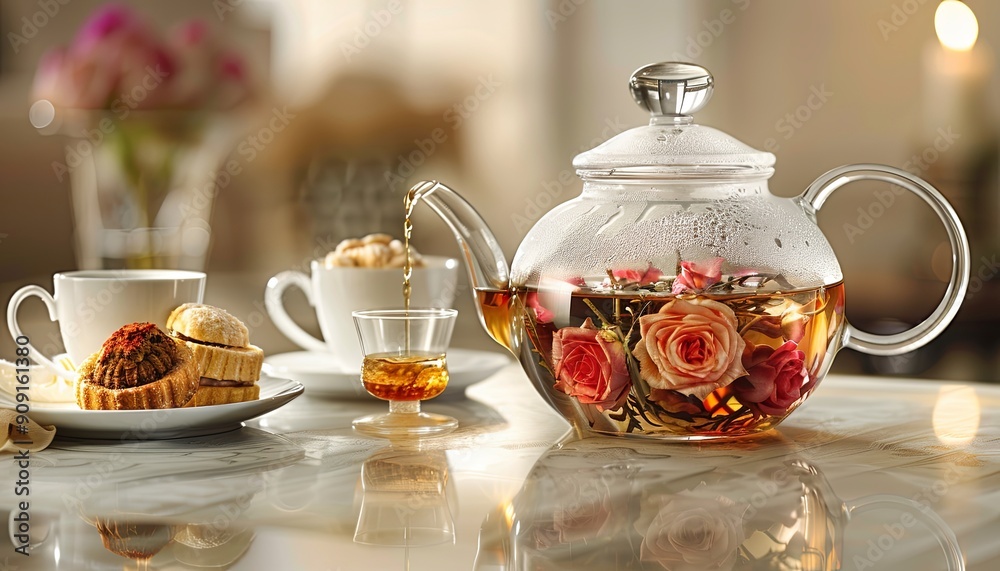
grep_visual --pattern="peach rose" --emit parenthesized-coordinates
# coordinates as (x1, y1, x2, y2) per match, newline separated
(552, 318, 631, 411)
(633, 298, 746, 399)
(639, 495, 745, 571)
(671, 257, 724, 294)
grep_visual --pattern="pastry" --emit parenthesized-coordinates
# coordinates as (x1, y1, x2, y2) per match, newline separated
(166, 303, 263, 406)
(323, 233, 424, 268)
(76, 322, 200, 410)
(95, 518, 175, 561)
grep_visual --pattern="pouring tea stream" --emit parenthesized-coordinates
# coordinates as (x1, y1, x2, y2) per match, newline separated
(406, 62, 970, 440)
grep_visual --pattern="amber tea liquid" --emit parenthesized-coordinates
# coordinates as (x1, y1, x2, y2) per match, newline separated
(362, 353, 449, 401)
(476, 282, 845, 436)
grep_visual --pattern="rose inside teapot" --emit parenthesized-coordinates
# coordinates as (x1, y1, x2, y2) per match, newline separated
(410, 62, 970, 440)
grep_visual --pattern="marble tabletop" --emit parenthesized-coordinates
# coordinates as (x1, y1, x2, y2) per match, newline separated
(0, 363, 997, 571)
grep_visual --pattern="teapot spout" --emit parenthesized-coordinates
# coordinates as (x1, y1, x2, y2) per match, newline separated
(409, 180, 510, 291)
(408, 181, 517, 352)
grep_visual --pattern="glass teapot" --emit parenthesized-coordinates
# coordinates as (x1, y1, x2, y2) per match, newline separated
(410, 62, 970, 440)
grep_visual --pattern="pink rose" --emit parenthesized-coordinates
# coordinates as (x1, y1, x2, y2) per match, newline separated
(639, 495, 745, 571)
(671, 257, 724, 295)
(731, 341, 806, 416)
(607, 265, 664, 287)
(552, 319, 631, 411)
(633, 298, 747, 399)
(526, 292, 554, 324)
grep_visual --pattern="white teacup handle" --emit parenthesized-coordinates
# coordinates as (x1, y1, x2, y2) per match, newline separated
(801, 164, 971, 356)
(6, 285, 75, 381)
(265, 271, 328, 353)
(846, 494, 964, 571)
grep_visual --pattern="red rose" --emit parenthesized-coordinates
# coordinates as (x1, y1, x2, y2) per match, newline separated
(552, 319, 631, 411)
(671, 257, 724, 294)
(731, 341, 807, 416)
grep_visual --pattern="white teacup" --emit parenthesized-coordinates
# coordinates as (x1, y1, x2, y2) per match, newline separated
(6, 270, 206, 380)
(265, 256, 459, 370)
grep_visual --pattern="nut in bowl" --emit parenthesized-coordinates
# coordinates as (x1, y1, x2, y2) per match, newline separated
(323, 233, 421, 269)
(266, 234, 459, 371)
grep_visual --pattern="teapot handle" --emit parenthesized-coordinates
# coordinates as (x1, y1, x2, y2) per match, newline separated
(800, 164, 970, 356)
(845, 494, 965, 571)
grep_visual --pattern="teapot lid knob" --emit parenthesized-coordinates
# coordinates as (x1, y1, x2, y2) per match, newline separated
(629, 62, 713, 124)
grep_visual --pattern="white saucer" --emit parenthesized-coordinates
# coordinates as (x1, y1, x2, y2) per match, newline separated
(262, 347, 511, 399)
(0, 375, 304, 439)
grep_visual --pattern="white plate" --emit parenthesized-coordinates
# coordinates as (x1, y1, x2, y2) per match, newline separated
(0, 375, 303, 440)
(262, 347, 511, 399)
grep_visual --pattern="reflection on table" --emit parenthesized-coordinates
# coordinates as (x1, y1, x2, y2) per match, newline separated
(1, 366, 997, 570)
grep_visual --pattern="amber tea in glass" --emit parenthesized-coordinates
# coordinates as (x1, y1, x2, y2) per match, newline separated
(352, 309, 458, 438)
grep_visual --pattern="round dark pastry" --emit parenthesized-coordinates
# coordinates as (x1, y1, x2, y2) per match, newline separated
(95, 518, 174, 561)
(76, 322, 199, 410)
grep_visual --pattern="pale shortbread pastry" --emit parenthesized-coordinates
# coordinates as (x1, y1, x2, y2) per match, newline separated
(167, 304, 263, 383)
(168, 303, 249, 347)
(184, 342, 263, 383)
(167, 303, 263, 406)
(183, 384, 261, 407)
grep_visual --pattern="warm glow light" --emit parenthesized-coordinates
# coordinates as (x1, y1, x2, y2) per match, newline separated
(935, 0, 979, 52)
(932, 385, 980, 446)
(503, 501, 515, 528)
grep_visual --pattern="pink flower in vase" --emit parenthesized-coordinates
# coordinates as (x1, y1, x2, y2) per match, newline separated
(633, 298, 746, 399)
(31, 4, 182, 110)
(552, 319, 631, 411)
(167, 20, 249, 108)
(31, 4, 251, 112)
(672, 257, 724, 295)
(73, 3, 142, 51)
(76, 4, 174, 109)
(731, 341, 807, 416)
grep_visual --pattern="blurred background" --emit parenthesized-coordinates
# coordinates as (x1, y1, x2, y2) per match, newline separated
(0, 0, 997, 381)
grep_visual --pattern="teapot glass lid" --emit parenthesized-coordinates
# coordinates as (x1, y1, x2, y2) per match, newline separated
(572, 62, 776, 179)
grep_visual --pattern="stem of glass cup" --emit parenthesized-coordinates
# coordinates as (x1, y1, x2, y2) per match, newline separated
(390, 401, 420, 414)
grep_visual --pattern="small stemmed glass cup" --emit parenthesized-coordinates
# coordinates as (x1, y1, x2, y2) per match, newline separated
(351, 309, 458, 438)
